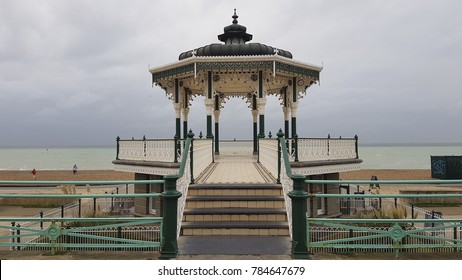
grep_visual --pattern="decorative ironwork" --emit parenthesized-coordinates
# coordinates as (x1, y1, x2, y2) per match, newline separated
(275, 61, 320, 79)
(196, 61, 273, 72)
(152, 63, 195, 81)
(296, 137, 357, 162)
(118, 138, 183, 163)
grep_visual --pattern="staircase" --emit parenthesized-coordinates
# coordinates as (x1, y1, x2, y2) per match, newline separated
(181, 183, 289, 236)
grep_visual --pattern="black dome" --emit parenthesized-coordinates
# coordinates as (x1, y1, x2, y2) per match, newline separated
(178, 10, 293, 60)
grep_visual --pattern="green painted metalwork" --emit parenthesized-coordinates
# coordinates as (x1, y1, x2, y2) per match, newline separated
(197, 61, 273, 72)
(0, 217, 162, 255)
(152, 63, 195, 81)
(307, 218, 462, 258)
(305, 178, 462, 257)
(0, 193, 161, 199)
(159, 131, 193, 259)
(275, 61, 320, 79)
(0, 178, 171, 256)
(277, 130, 309, 259)
(305, 179, 462, 185)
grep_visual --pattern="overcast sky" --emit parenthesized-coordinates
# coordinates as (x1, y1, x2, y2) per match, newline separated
(1, 0, 461, 147)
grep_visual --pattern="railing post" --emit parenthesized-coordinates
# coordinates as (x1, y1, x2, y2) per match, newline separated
(40, 211, 44, 229)
(116, 136, 120, 160)
(93, 198, 97, 214)
(327, 134, 331, 157)
(10, 222, 15, 250)
(78, 199, 81, 218)
(160, 174, 182, 259)
(188, 130, 195, 184)
(354, 134, 359, 159)
(16, 224, 21, 251)
(454, 226, 458, 253)
(289, 174, 309, 259)
(143, 135, 147, 157)
(277, 133, 282, 184)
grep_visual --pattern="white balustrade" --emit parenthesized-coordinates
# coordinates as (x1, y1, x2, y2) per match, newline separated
(193, 139, 213, 178)
(118, 140, 145, 161)
(177, 156, 191, 238)
(118, 139, 182, 162)
(281, 159, 293, 238)
(297, 138, 357, 162)
(258, 139, 278, 179)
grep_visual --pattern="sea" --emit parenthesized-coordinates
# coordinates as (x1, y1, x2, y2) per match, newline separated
(0, 144, 461, 171)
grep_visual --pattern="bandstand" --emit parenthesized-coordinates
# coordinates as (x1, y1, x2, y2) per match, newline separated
(113, 11, 362, 259)
(150, 10, 322, 154)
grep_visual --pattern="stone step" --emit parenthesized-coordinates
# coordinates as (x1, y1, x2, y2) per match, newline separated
(188, 183, 282, 196)
(183, 207, 287, 222)
(182, 182, 288, 236)
(185, 196, 285, 209)
(181, 221, 289, 236)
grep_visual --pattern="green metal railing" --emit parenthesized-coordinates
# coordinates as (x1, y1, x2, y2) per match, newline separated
(305, 179, 462, 258)
(0, 217, 163, 255)
(0, 132, 194, 259)
(0, 181, 164, 255)
(277, 128, 462, 259)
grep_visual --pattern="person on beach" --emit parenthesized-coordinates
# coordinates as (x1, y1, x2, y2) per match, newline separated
(73, 164, 78, 174)
(31, 168, 37, 179)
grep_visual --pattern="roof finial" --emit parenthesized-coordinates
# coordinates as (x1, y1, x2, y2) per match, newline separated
(232, 9, 238, 24)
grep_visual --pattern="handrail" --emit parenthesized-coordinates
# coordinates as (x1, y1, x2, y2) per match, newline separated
(0, 193, 160, 199)
(277, 129, 310, 259)
(159, 130, 194, 258)
(177, 132, 193, 177)
(305, 179, 462, 185)
(278, 131, 294, 178)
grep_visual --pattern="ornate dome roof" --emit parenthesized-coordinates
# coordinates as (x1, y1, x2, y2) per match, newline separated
(179, 10, 292, 60)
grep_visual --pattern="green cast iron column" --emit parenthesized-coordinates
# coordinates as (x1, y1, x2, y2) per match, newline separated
(206, 71, 213, 139)
(176, 118, 181, 140)
(259, 114, 265, 138)
(183, 121, 188, 140)
(214, 122, 219, 154)
(160, 174, 181, 259)
(214, 94, 220, 154)
(175, 78, 181, 139)
(252, 97, 258, 154)
(253, 121, 258, 154)
(206, 115, 212, 139)
(258, 70, 265, 138)
(289, 174, 309, 259)
(291, 117, 297, 138)
(285, 119, 290, 139)
(291, 77, 297, 138)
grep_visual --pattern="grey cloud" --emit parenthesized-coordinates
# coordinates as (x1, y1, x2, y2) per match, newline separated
(1, 0, 461, 147)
